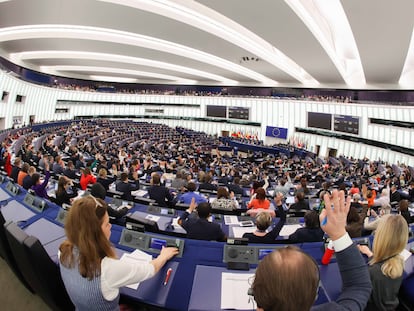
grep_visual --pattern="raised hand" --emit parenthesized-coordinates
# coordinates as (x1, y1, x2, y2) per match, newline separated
(320, 190, 351, 241)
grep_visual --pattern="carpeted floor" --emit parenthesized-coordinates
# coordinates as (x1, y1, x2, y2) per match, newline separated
(0, 257, 51, 311)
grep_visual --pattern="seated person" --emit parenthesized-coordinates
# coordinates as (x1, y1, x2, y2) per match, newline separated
(243, 195, 286, 244)
(96, 168, 114, 191)
(148, 173, 175, 207)
(178, 198, 226, 242)
(22, 166, 36, 190)
(287, 210, 324, 243)
(59, 196, 178, 310)
(350, 193, 363, 211)
(177, 182, 207, 205)
(211, 187, 239, 211)
(115, 172, 140, 201)
(390, 184, 401, 204)
(198, 173, 217, 192)
(17, 163, 29, 186)
(63, 160, 79, 180)
(31, 161, 51, 199)
(79, 167, 96, 190)
(55, 176, 78, 206)
(248, 187, 270, 210)
(170, 171, 187, 191)
(251, 190, 371, 311)
(226, 177, 244, 197)
(398, 199, 413, 224)
(363, 203, 391, 232)
(289, 191, 310, 211)
(408, 181, 414, 202)
(345, 206, 367, 238)
(358, 214, 408, 311)
(91, 182, 132, 220)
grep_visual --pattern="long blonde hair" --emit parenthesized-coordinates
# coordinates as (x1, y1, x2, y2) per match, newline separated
(370, 214, 408, 279)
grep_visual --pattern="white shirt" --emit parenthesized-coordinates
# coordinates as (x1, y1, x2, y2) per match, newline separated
(101, 257, 155, 300)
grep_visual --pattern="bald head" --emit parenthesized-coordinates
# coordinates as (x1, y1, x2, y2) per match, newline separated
(253, 247, 319, 311)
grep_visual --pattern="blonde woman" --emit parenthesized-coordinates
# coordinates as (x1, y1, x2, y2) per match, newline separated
(358, 214, 408, 311)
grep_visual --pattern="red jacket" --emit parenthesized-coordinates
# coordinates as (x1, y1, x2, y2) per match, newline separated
(80, 173, 96, 190)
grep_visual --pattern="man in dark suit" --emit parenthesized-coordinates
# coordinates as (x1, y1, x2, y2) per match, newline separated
(148, 173, 175, 207)
(288, 210, 324, 243)
(198, 174, 217, 192)
(252, 190, 371, 311)
(290, 191, 310, 211)
(178, 199, 226, 242)
(63, 160, 79, 180)
(10, 157, 22, 183)
(115, 172, 139, 201)
(390, 184, 401, 204)
(227, 177, 244, 196)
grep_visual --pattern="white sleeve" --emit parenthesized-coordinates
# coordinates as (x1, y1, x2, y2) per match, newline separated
(101, 257, 155, 301)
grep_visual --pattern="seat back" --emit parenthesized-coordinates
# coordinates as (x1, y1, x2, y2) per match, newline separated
(0, 222, 34, 293)
(5, 221, 74, 310)
(24, 236, 75, 311)
(0, 217, 33, 292)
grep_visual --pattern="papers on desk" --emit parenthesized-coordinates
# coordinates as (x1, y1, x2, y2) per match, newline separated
(279, 224, 302, 237)
(232, 226, 256, 238)
(120, 249, 153, 290)
(145, 214, 160, 222)
(132, 189, 148, 197)
(224, 215, 239, 225)
(401, 248, 412, 262)
(286, 196, 295, 204)
(221, 272, 256, 309)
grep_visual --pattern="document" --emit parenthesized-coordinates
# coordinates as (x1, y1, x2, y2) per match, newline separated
(120, 249, 153, 290)
(132, 189, 148, 197)
(231, 226, 256, 238)
(145, 214, 160, 222)
(279, 224, 302, 237)
(401, 248, 412, 262)
(224, 215, 239, 225)
(221, 272, 256, 309)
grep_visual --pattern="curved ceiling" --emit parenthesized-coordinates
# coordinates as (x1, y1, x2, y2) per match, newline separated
(0, 0, 413, 89)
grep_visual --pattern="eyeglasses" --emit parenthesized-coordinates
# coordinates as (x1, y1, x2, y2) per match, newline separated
(89, 195, 106, 217)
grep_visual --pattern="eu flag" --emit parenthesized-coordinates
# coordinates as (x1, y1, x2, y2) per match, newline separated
(265, 126, 288, 139)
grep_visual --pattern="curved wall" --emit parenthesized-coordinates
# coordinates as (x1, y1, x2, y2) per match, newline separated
(1, 70, 413, 165)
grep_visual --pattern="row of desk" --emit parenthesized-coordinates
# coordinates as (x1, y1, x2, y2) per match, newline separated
(1, 179, 414, 310)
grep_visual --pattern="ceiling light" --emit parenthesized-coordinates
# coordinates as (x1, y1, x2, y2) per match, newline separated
(89, 75, 138, 83)
(10, 50, 236, 85)
(285, 0, 365, 87)
(399, 27, 414, 87)
(39, 65, 197, 84)
(0, 24, 275, 85)
(99, 0, 318, 86)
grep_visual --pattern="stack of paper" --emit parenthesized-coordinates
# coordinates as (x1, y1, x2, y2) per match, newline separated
(120, 249, 153, 290)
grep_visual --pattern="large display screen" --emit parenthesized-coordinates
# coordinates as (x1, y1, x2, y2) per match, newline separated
(206, 105, 226, 118)
(228, 107, 249, 120)
(307, 112, 332, 130)
(334, 115, 359, 135)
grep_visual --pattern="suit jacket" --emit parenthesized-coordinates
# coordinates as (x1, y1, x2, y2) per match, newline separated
(288, 227, 324, 243)
(290, 200, 310, 211)
(179, 213, 225, 241)
(63, 168, 78, 180)
(227, 183, 244, 196)
(148, 185, 175, 207)
(115, 180, 139, 201)
(311, 243, 371, 310)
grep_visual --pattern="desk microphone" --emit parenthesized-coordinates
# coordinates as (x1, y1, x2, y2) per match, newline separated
(321, 240, 334, 265)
